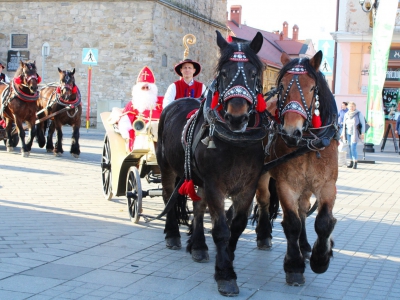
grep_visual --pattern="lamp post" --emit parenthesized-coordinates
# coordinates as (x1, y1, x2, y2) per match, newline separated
(359, 0, 379, 26)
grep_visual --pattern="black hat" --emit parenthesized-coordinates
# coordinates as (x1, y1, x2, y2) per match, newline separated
(174, 59, 201, 77)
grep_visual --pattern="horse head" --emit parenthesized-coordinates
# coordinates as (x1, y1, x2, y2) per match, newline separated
(15, 60, 40, 94)
(57, 68, 76, 100)
(214, 31, 264, 132)
(276, 51, 324, 147)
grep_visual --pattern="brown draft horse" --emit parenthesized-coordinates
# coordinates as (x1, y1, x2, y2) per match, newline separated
(157, 31, 267, 296)
(36, 68, 82, 157)
(0, 60, 40, 157)
(256, 51, 338, 286)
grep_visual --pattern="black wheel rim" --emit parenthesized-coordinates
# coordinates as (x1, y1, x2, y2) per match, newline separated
(127, 171, 138, 218)
(101, 137, 112, 199)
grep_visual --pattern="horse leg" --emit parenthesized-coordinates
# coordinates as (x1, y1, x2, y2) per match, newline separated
(13, 119, 30, 156)
(46, 121, 55, 152)
(298, 191, 312, 260)
(70, 123, 81, 158)
(187, 188, 209, 262)
(255, 173, 274, 250)
(279, 183, 305, 286)
(162, 173, 182, 250)
(5, 119, 16, 152)
(54, 123, 64, 156)
(208, 191, 239, 296)
(25, 121, 36, 152)
(310, 181, 336, 274)
(36, 120, 46, 148)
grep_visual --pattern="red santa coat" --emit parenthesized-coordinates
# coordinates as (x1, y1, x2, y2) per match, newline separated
(123, 96, 163, 123)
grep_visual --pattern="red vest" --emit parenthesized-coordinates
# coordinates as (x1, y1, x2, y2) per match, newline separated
(174, 79, 203, 99)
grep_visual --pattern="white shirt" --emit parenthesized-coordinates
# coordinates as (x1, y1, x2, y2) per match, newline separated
(163, 79, 206, 108)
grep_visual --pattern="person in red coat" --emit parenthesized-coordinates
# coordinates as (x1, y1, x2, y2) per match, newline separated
(111, 66, 162, 152)
(163, 58, 206, 108)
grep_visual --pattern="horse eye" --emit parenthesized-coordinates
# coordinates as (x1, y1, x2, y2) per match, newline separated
(221, 70, 227, 78)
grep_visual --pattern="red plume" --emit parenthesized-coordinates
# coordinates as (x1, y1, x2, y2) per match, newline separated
(56, 86, 61, 94)
(256, 94, 266, 112)
(14, 77, 22, 85)
(312, 114, 322, 128)
(72, 86, 78, 94)
(227, 35, 233, 43)
(178, 179, 201, 201)
(274, 109, 280, 123)
(37, 75, 41, 84)
(211, 91, 221, 111)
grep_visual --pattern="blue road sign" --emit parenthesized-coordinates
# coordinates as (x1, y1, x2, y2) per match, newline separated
(318, 40, 335, 59)
(82, 48, 98, 65)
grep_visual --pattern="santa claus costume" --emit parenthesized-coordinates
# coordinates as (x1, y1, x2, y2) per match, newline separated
(110, 66, 162, 152)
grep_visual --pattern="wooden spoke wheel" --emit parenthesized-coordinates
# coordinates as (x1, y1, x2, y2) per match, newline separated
(101, 135, 113, 200)
(126, 166, 142, 223)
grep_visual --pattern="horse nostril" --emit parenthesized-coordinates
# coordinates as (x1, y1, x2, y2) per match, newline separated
(242, 114, 249, 124)
(224, 114, 232, 122)
(293, 129, 302, 138)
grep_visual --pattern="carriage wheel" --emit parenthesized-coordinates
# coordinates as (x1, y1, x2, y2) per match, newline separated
(101, 135, 113, 200)
(307, 199, 318, 217)
(126, 166, 142, 223)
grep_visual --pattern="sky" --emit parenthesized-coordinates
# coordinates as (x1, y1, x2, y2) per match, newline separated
(226, 0, 337, 45)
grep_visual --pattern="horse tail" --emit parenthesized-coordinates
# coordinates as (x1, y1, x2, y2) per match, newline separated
(269, 178, 280, 223)
(175, 192, 190, 226)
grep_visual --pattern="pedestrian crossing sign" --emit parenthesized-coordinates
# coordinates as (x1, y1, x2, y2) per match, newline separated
(320, 57, 333, 75)
(82, 48, 98, 65)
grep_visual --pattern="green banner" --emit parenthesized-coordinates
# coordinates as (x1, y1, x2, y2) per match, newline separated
(365, 0, 398, 145)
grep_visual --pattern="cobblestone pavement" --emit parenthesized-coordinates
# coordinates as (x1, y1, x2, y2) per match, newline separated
(0, 127, 399, 300)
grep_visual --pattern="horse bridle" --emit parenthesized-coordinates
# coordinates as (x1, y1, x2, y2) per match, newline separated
(276, 61, 319, 131)
(215, 44, 263, 114)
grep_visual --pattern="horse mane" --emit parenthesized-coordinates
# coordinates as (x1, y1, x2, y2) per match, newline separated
(215, 41, 264, 77)
(14, 60, 36, 78)
(276, 57, 337, 123)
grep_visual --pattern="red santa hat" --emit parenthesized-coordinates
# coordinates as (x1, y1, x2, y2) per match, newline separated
(136, 66, 156, 84)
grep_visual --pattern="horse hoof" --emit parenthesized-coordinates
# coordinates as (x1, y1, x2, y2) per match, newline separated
(310, 256, 330, 274)
(6, 147, 14, 152)
(257, 238, 272, 250)
(165, 237, 181, 250)
(22, 151, 30, 157)
(217, 279, 239, 297)
(286, 272, 305, 286)
(191, 249, 209, 263)
(54, 152, 63, 157)
(46, 149, 53, 153)
(71, 153, 80, 158)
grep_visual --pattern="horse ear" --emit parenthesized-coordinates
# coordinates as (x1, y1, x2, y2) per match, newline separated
(216, 30, 229, 50)
(310, 50, 323, 71)
(19, 60, 25, 67)
(72, 68, 75, 75)
(58, 67, 62, 74)
(281, 52, 291, 65)
(249, 32, 263, 54)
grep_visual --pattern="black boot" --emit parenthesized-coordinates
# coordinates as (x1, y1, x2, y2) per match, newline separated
(347, 161, 354, 168)
(352, 162, 357, 169)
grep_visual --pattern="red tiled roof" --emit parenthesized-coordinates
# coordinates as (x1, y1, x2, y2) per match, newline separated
(227, 21, 311, 69)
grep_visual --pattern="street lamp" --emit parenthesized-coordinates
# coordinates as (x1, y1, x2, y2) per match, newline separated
(359, 0, 379, 13)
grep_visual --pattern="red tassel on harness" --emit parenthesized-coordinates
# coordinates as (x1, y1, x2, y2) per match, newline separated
(14, 77, 22, 85)
(211, 91, 221, 111)
(274, 109, 280, 123)
(312, 114, 322, 128)
(178, 179, 201, 201)
(72, 86, 78, 94)
(56, 86, 61, 94)
(256, 94, 266, 112)
(37, 75, 41, 84)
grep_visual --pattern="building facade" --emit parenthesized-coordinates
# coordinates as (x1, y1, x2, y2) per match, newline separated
(332, 0, 400, 124)
(0, 0, 227, 127)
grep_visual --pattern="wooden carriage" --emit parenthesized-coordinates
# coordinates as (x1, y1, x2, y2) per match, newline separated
(100, 111, 162, 223)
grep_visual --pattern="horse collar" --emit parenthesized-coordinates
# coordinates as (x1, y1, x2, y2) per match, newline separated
(11, 80, 39, 102)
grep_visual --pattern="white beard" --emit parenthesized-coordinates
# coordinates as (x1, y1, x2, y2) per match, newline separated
(131, 82, 158, 113)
